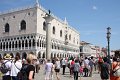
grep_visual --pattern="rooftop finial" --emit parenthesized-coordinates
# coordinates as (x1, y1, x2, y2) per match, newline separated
(35, 0, 39, 7)
(64, 17, 68, 25)
(48, 10, 51, 14)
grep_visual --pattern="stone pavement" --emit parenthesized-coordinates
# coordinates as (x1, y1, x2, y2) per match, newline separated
(35, 65, 102, 80)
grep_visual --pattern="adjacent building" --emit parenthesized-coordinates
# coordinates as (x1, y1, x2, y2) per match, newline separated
(80, 41, 101, 57)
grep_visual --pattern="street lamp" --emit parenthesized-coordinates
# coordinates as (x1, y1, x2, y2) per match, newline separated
(106, 27, 111, 64)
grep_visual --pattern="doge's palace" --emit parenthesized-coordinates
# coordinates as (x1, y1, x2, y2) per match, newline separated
(0, 1, 80, 59)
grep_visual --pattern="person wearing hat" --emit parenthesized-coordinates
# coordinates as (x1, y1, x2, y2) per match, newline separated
(2, 53, 12, 80)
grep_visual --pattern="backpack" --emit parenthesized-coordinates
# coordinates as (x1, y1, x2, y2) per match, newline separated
(101, 63, 109, 79)
(112, 63, 120, 77)
(17, 64, 29, 80)
(0, 61, 11, 74)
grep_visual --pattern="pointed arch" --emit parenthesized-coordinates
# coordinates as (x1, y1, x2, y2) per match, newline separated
(43, 21, 46, 31)
(19, 40, 21, 48)
(12, 41, 14, 48)
(53, 26, 55, 34)
(69, 34, 71, 40)
(29, 40, 31, 47)
(20, 20, 26, 30)
(60, 30, 62, 37)
(3, 42, 5, 49)
(6, 42, 8, 49)
(15, 41, 17, 48)
(5, 23, 10, 32)
(0, 43, 2, 49)
(9, 42, 11, 48)
(22, 40, 24, 48)
(25, 40, 28, 47)
(32, 39, 35, 47)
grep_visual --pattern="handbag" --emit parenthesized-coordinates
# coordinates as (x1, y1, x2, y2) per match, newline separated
(112, 63, 120, 77)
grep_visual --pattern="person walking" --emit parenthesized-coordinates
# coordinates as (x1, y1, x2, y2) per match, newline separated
(110, 57, 120, 80)
(10, 52, 22, 80)
(54, 58, 61, 80)
(79, 66, 83, 77)
(25, 53, 35, 80)
(88, 56, 94, 77)
(44, 59, 54, 80)
(70, 58, 75, 77)
(83, 57, 90, 77)
(73, 59, 80, 80)
(61, 58, 67, 75)
(100, 57, 110, 80)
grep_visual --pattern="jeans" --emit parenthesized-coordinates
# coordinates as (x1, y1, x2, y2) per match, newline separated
(3, 75, 11, 80)
(11, 76, 18, 80)
(62, 65, 66, 75)
(73, 71, 78, 80)
(84, 68, 89, 77)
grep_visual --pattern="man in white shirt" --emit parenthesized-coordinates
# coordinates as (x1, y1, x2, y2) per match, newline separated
(45, 59, 53, 80)
(84, 57, 90, 77)
(62, 58, 67, 75)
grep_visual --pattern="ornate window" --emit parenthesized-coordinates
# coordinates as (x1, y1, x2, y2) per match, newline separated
(65, 34, 67, 40)
(69, 34, 71, 40)
(0, 43, 2, 49)
(29, 40, 31, 47)
(25, 40, 28, 47)
(33, 39, 35, 47)
(19, 41, 21, 48)
(53, 26, 55, 34)
(20, 20, 26, 30)
(43, 21, 46, 31)
(73, 37, 75, 43)
(15, 41, 17, 48)
(60, 30, 62, 37)
(5, 23, 10, 32)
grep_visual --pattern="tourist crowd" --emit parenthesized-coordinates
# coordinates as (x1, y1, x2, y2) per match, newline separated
(0, 52, 120, 80)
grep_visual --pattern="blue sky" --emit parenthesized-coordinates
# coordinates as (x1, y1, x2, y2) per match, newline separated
(0, 0, 120, 50)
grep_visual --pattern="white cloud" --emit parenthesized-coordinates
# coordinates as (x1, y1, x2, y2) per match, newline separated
(92, 6, 97, 10)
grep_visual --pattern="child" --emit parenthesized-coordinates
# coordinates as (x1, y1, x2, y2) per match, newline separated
(79, 66, 83, 77)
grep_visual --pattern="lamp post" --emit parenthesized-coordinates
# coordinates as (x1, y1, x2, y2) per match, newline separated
(43, 10, 54, 59)
(106, 27, 111, 64)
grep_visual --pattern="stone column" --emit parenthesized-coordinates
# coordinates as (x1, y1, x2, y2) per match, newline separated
(46, 22, 51, 59)
(43, 12, 54, 59)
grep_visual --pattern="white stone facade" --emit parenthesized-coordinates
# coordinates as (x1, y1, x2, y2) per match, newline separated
(0, 4, 80, 59)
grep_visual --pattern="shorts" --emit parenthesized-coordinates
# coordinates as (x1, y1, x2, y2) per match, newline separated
(55, 69, 60, 72)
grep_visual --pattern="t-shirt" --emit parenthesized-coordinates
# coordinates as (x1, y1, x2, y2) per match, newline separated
(89, 59, 94, 67)
(55, 61, 60, 69)
(26, 65, 35, 79)
(10, 60, 22, 76)
(45, 63, 53, 72)
(62, 59, 66, 65)
(71, 61, 75, 65)
(73, 63, 80, 72)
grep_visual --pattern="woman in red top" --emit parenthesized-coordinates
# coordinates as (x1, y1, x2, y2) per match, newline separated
(70, 59, 75, 77)
(110, 57, 120, 80)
